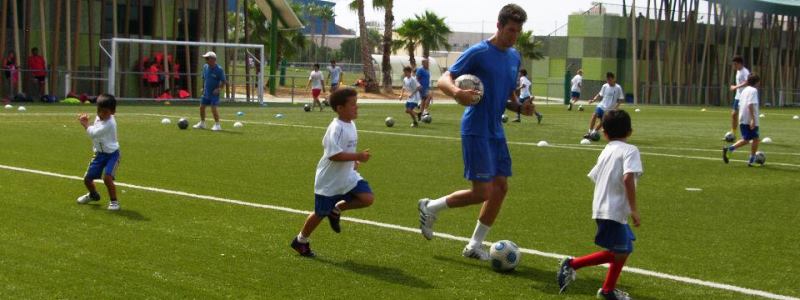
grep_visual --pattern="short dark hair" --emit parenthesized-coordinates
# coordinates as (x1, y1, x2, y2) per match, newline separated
(96, 94, 117, 113)
(403, 66, 412, 73)
(732, 55, 744, 64)
(520, 69, 527, 76)
(746, 73, 760, 86)
(329, 88, 357, 112)
(602, 110, 632, 139)
(32, 47, 38, 52)
(313, 63, 320, 68)
(606, 72, 615, 79)
(330, 59, 336, 64)
(498, 4, 527, 26)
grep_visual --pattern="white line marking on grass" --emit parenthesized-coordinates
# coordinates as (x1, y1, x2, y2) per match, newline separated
(0, 163, 797, 300)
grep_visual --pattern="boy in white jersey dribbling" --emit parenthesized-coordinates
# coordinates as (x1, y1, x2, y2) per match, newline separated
(585, 72, 624, 139)
(400, 66, 422, 127)
(724, 74, 763, 167)
(76, 94, 122, 211)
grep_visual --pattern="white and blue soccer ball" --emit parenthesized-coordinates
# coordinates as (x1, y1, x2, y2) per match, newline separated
(754, 151, 766, 165)
(421, 114, 432, 124)
(233, 122, 244, 128)
(501, 114, 509, 123)
(490, 240, 521, 272)
(385, 117, 395, 127)
(724, 131, 735, 142)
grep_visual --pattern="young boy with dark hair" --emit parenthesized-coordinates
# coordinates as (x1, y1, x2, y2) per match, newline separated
(585, 72, 624, 139)
(400, 66, 422, 127)
(728, 56, 750, 140)
(308, 63, 326, 111)
(77, 94, 122, 211)
(724, 74, 762, 166)
(558, 109, 643, 300)
(514, 68, 542, 123)
(291, 88, 374, 257)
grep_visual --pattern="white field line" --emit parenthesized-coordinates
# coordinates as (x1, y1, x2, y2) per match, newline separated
(0, 163, 797, 300)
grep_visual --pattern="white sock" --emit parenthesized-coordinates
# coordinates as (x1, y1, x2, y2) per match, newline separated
(296, 233, 309, 243)
(468, 220, 491, 248)
(427, 196, 449, 213)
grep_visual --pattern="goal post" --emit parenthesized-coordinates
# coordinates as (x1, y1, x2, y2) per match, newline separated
(101, 37, 266, 103)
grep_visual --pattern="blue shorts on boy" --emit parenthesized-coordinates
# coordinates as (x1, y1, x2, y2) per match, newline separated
(595, 219, 636, 254)
(405, 101, 419, 110)
(731, 98, 739, 111)
(314, 180, 372, 216)
(740, 124, 759, 140)
(85, 150, 121, 180)
(571, 91, 581, 98)
(594, 107, 605, 119)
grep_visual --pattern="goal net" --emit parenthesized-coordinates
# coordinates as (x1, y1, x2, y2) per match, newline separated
(99, 38, 265, 103)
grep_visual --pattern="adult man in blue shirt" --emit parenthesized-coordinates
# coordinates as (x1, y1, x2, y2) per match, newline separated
(416, 59, 432, 119)
(418, 4, 533, 260)
(194, 51, 226, 131)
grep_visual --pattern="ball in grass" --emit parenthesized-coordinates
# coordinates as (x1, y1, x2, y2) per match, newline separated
(501, 114, 509, 123)
(303, 104, 311, 112)
(4, 104, 12, 109)
(759, 113, 765, 118)
(580, 138, 591, 145)
(761, 137, 773, 144)
(237, 111, 245, 117)
(161, 118, 171, 125)
(634, 108, 641, 112)
(275, 113, 284, 119)
(385, 117, 395, 127)
(793, 115, 799, 120)
(537, 140, 549, 147)
(177, 118, 189, 130)
(233, 122, 244, 128)
(17, 106, 26, 112)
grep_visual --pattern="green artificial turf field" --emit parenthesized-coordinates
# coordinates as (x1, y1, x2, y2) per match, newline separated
(1, 102, 798, 299)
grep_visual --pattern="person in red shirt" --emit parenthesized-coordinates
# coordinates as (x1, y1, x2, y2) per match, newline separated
(146, 61, 161, 98)
(27, 48, 47, 98)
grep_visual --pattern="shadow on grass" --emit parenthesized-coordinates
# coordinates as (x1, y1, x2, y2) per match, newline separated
(88, 204, 149, 221)
(314, 257, 434, 289)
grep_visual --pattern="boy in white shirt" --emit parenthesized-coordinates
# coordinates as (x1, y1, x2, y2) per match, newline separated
(585, 72, 624, 139)
(76, 94, 122, 211)
(308, 63, 326, 111)
(724, 74, 762, 166)
(558, 110, 643, 300)
(514, 69, 542, 123)
(291, 88, 374, 257)
(728, 56, 750, 140)
(327, 60, 344, 92)
(399, 66, 422, 127)
(568, 69, 583, 111)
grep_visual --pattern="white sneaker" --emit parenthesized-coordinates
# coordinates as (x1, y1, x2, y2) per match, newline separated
(107, 201, 120, 211)
(76, 193, 98, 204)
(211, 124, 222, 131)
(193, 122, 206, 129)
(462, 245, 490, 261)
(418, 199, 437, 240)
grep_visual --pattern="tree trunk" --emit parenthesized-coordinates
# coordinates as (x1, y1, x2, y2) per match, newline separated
(381, 0, 393, 93)
(321, 19, 328, 61)
(357, 0, 379, 93)
(1, 0, 8, 96)
(50, 0, 61, 96)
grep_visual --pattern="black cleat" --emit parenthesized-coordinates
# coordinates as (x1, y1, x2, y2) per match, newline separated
(291, 237, 316, 257)
(722, 147, 730, 164)
(329, 209, 341, 233)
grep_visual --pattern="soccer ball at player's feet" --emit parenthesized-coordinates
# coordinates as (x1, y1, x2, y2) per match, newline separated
(303, 104, 311, 112)
(724, 131, 735, 142)
(489, 240, 521, 272)
(754, 151, 766, 165)
(501, 114, 509, 123)
(421, 114, 432, 124)
(177, 118, 189, 130)
(578, 105, 584, 111)
(385, 117, 395, 127)
(586, 131, 601, 142)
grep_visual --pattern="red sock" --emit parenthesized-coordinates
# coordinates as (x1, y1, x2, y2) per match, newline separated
(602, 256, 628, 293)
(569, 250, 615, 269)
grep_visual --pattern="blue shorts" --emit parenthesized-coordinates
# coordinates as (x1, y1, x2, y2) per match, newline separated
(740, 124, 760, 140)
(594, 219, 636, 254)
(461, 136, 512, 182)
(331, 82, 340, 89)
(85, 150, 121, 180)
(314, 180, 372, 217)
(519, 96, 531, 104)
(571, 91, 581, 98)
(201, 96, 220, 106)
(405, 101, 419, 110)
(594, 107, 606, 119)
(732, 99, 740, 111)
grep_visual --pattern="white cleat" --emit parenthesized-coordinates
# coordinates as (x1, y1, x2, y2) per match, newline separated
(211, 124, 222, 131)
(76, 193, 98, 204)
(107, 201, 120, 211)
(418, 199, 437, 240)
(462, 245, 490, 261)
(193, 122, 206, 129)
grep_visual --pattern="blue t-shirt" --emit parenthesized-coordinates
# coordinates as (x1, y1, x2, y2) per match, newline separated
(203, 64, 226, 98)
(416, 67, 430, 92)
(449, 40, 520, 138)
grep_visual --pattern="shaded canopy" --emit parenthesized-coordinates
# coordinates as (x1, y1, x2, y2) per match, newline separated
(254, 0, 304, 30)
(707, 0, 800, 16)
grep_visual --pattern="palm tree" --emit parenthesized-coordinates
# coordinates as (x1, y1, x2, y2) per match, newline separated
(374, 0, 394, 93)
(393, 19, 422, 66)
(514, 30, 544, 66)
(414, 10, 452, 58)
(318, 5, 336, 61)
(353, 0, 379, 93)
(304, 3, 321, 61)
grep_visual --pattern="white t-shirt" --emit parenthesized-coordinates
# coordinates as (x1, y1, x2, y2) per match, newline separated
(309, 70, 324, 90)
(87, 115, 119, 153)
(314, 118, 363, 196)
(403, 76, 421, 103)
(738, 86, 760, 126)
(328, 66, 343, 84)
(597, 83, 624, 111)
(519, 76, 532, 99)
(571, 75, 583, 92)
(735, 67, 750, 100)
(588, 141, 643, 224)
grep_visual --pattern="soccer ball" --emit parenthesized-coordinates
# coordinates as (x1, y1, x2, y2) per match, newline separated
(385, 117, 395, 127)
(589, 131, 601, 142)
(421, 114, 432, 124)
(303, 104, 311, 112)
(275, 113, 285, 118)
(761, 137, 773, 144)
(3, 104, 11, 109)
(177, 118, 189, 130)
(17, 106, 26, 112)
(233, 122, 244, 128)
(754, 151, 766, 165)
(490, 240, 521, 272)
(161, 118, 171, 125)
(724, 131, 735, 142)
(580, 138, 591, 145)
(578, 105, 584, 111)
(322, 99, 330, 107)
(454, 74, 483, 106)
(501, 114, 509, 123)
(237, 111, 245, 117)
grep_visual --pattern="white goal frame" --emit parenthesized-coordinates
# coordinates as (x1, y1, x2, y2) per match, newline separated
(100, 37, 266, 103)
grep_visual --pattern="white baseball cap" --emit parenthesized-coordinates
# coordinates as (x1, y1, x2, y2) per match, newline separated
(202, 51, 217, 59)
